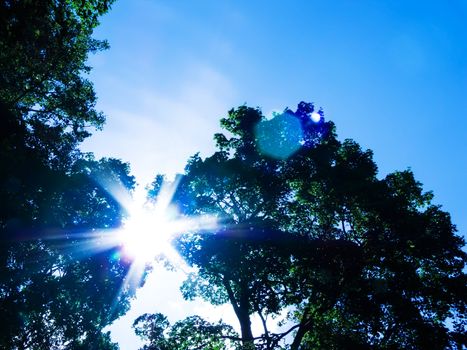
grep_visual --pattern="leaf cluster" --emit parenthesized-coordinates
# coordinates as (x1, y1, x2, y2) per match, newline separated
(133, 313, 238, 350)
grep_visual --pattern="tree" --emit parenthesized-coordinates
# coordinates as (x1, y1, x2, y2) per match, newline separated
(0, 0, 115, 151)
(0, 125, 137, 348)
(148, 103, 466, 349)
(133, 313, 238, 350)
(0, 1, 143, 348)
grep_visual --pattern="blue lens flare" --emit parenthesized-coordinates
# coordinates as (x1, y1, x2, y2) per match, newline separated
(255, 112, 303, 160)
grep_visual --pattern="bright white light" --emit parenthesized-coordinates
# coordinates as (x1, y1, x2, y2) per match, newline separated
(117, 205, 175, 262)
(311, 112, 321, 123)
(116, 202, 219, 264)
(112, 176, 219, 266)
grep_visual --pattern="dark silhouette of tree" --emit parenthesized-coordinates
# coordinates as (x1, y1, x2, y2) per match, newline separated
(144, 103, 466, 349)
(133, 313, 238, 350)
(0, 1, 142, 348)
(1, 0, 112, 141)
(0, 106, 137, 349)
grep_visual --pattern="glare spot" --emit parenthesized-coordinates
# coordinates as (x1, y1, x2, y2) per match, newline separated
(92, 175, 220, 308)
(115, 185, 219, 265)
(111, 251, 121, 261)
(255, 112, 303, 160)
(117, 204, 176, 263)
(311, 112, 321, 123)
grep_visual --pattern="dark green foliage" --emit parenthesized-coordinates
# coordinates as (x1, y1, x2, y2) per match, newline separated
(0, 0, 114, 146)
(0, 1, 139, 349)
(0, 120, 135, 348)
(68, 331, 119, 350)
(133, 313, 238, 350)
(150, 103, 467, 349)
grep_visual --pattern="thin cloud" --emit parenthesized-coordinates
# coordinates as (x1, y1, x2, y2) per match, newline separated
(82, 63, 236, 186)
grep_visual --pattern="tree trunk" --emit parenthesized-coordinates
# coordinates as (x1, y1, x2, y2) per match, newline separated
(290, 307, 312, 350)
(223, 277, 255, 349)
(290, 323, 307, 350)
(238, 308, 255, 349)
(237, 279, 255, 349)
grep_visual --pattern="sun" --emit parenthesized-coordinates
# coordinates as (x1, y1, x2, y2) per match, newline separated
(107, 176, 219, 268)
(117, 203, 177, 263)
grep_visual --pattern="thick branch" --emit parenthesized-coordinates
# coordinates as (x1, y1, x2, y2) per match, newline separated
(223, 277, 241, 317)
(290, 306, 313, 350)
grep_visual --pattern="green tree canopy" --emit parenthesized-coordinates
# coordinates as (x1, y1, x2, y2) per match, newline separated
(0, 111, 137, 348)
(0, 1, 144, 348)
(133, 313, 238, 350)
(143, 103, 466, 349)
(1, 0, 112, 145)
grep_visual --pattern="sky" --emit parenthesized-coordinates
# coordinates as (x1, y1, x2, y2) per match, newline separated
(81, 0, 467, 348)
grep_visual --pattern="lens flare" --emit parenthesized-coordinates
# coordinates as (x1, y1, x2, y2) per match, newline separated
(33, 173, 220, 318)
(114, 178, 218, 265)
(311, 112, 321, 122)
(117, 205, 175, 262)
(255, 112, 303, 159)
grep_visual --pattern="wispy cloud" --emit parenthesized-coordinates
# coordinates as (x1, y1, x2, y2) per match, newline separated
(82, 63, 236, 186)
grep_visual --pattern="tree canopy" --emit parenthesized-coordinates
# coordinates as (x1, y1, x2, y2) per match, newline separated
(0, 0, 115, 144)
(140, 103, 467, 350)
(132, 313, 238, 350)
(0, 1, 144, 348)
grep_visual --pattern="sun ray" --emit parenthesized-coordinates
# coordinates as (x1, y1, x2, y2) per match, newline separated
(33, 174, 220, 315)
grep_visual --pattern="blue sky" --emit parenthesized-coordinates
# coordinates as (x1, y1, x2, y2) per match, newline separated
(81, 0, 467, 348)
